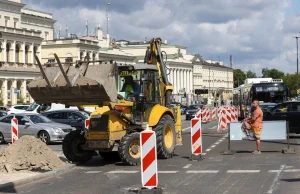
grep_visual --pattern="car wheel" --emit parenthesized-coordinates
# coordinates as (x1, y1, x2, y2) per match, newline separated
(0, 132, 5, 144)
(38, 131, 50, 144)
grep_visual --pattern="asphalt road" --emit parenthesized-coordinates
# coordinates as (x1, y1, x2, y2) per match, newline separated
(2, 116, 300, 194)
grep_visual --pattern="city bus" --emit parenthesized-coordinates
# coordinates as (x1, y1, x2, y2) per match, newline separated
(233, 78, 289, 119)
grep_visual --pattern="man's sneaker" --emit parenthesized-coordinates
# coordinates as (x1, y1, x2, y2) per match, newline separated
(252, 150, 261, 154)
(242, 136, 250, 140)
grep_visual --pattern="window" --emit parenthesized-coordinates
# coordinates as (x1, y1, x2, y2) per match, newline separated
(68, 112, 83, 120)
(14, 106, 28, 110)
(0, 116, 13, 123)
(14, 21, 16, 28)
(15, 116, 30, 125)
(47, 112, 66, 119)
(288, 103, 300, 112)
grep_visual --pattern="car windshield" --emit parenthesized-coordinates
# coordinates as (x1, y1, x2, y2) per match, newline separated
(26, 103, 39, 111)
(188, 105, 202, 109)
(26, 115, 53, 124)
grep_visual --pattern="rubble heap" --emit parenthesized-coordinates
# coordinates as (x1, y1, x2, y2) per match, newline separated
(0, 136, 66, 173)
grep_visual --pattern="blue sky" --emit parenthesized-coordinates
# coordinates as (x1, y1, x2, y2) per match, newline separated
(23, 0, 300, 76)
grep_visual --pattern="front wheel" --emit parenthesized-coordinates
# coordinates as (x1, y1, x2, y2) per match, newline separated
(118, 132, 141, 166)
(38, 131, 50, 144)
(62, 130, 94, 164)
(153, 115, 176, 159)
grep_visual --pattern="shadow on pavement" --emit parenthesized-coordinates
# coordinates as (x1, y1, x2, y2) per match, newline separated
(280, 178, 300, 182)
(0, 183, 17, 193)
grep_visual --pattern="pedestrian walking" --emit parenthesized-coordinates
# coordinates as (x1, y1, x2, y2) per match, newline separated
(248, 100, 263, 154)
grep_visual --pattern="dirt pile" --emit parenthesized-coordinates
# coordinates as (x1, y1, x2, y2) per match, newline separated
(0, 136, 66, 173)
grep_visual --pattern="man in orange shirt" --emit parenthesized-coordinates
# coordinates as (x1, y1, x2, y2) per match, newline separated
(250, 100, 263, 154)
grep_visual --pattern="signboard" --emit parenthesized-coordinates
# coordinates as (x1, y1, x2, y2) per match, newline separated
(119, 71, 140, 76)
(255, 86, 284, 92)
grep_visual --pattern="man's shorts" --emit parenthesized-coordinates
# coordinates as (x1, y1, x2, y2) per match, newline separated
(251, 126, 262, 140)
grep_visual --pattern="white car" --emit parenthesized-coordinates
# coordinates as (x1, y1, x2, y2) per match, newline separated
(7, 105, 30, 114)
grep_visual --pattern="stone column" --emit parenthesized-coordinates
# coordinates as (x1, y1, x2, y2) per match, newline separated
(180, 69, 184, 93)
(31, 43, 34, 65)
(176, 69, 180, 94)
(22, 42, 26, 65)
(10, 79, 17, 105)
(77, 49, 81, 60)
(190, 70, 193, 94)
(187, 70, 190, 94)
(12, 41, 16, 65)
(170, 68, 173, 86)
(3, 40, 7, 66)
(183, 69, 186, 93)
(20, 80, 27, 103)
(1, 80, 7, 106)
(173, 69, 176, 94)
(38, 45, 42, 65)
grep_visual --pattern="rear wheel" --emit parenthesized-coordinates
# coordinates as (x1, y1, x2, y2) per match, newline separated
(0, 132, 5, 144)
(153, 115, 176, 159)
(118, 132, 141, 166)
(62, 130, 94, 164)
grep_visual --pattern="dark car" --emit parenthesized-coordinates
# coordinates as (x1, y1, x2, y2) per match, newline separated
(42, 109, 90, 130)
(171, 102, 187, 115)
(263, 102, 300, 136)
(185, 104, 203, 120)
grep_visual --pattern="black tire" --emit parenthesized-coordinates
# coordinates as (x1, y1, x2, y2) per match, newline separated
(99, 152, 120, 161)
(38, 131, 50, 144)
(153, 115, 176, 159)
(62, 130, 94, 164)
(118, 132, 141, 166)
(0, 132, 5, 144)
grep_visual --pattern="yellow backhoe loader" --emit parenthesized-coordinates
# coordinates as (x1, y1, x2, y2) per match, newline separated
(27, 38, 182, 165)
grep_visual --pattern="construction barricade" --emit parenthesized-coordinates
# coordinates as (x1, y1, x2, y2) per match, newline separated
(189, 108, 203, 161)
(11, 117, 18, 143)
(139, 125, 163, 194)
(221, 120, 296, 155)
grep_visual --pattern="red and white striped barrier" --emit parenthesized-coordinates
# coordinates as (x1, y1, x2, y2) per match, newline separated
(211, 107, 217, 120)
(225, 108, 232, 123)
(191, 113, 202, 155)
(85, 119, 90, 129)
(230, 107, 236, 122)
(206, 108, 211, 122)
(217, 109, 227, 131)
(140, 126, 158, 189)
(196, 108, 201, 118)
(11, 117, 18, 143)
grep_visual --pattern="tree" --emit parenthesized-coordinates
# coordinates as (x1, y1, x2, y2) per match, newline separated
(246, 70, 257, 78)
(262, 68, 285, 79)
(233, 69, 246, 88)
(283, 73, 300, 97)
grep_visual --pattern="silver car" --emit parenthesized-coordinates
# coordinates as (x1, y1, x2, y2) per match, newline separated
(0, 113, 76, 144)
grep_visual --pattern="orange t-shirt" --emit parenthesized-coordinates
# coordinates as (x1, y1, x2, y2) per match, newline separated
(251, 106, 263, 128)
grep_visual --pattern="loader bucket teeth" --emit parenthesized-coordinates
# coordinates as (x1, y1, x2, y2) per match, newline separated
(27, 55, 118, 105)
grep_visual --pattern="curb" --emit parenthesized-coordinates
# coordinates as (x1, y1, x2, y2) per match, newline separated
(0, 164, 76, 191)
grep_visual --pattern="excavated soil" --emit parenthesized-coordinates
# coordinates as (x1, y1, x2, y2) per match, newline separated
(0, 136, 66, 173)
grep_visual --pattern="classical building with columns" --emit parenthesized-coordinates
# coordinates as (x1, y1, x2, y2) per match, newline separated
(0, 0, 55, 105)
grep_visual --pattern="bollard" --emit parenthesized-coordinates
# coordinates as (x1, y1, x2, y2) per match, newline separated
(189, 111, 203, 161)
(211, 107, 217, 120)
(221, 124, 236, 155)
(217, 110, 227, 132)
(11, 117, 18, 143)
(139, 125, 162, 194)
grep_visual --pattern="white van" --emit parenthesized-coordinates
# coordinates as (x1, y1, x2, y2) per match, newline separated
(24, 103, 81, 114)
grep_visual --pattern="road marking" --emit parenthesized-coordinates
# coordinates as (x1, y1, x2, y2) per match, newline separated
(182, 127, 190, 131)
(269, 170, 281, 173)
(106, 171, 138, 174)
(267, 165, 285, 194)
(206, 149, 211, 152)
(227, 170, 260, 173)
(211, 145, 216, 148)
(183, 164, 192, 169)
(215, 142, 220, 145)
(208, 126, 217, 129)
(85, 171, 102, 174)
(186, 170, 219, 174)
(283, 169, 300, 172)
(202, 153, 207, 155)
(158, 171, 178, 173)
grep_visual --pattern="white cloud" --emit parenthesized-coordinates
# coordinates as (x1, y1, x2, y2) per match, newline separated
(23, 0, 300, 76)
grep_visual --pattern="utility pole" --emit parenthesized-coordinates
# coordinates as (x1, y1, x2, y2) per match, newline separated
(86, 20, 88, 36)
(295, 35, 300, 95)
(106, 0, 110, 35)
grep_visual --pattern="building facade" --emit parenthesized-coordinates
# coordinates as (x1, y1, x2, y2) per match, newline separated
(0, 0, 55, 105)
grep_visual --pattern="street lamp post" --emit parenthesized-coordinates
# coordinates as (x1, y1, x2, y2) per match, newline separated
(296, 36, 300, 93)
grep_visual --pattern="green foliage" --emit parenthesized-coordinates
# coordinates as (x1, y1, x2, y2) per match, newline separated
(246, 70, 257, 78)
(261, 68, 285, 79)
(233, 69, 246, 88)
(283, 73, 300, 97)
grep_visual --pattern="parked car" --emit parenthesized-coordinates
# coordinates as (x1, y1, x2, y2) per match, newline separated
(185, 104, 204, 120)
(0, 106, 10, 112)
(263, 102, 300, 136)
(42, 109, 90, 130)
(7, 105, 30, 114)
(171, 102, 187, 114)
(0, 111, 7, 117)
(0, 113, 76, 144)
(259, 102, 277, 113)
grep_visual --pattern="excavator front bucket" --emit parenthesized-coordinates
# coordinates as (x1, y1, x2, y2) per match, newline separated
(27, 54, 118, 105)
